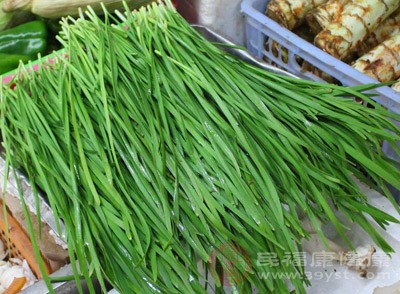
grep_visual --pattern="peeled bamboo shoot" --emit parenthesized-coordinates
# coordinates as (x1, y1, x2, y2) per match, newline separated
(314, 0, 400, 60)
(358, 8, 400, 56)
(266, 0, 328, 30)
(352, 33, 400, 82)
(2, 0, 154, 18)
(306, 0, 349, 34)
(392, 79, 400, 92)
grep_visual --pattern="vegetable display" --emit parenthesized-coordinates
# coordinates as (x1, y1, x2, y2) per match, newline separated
(265, 0, 400, 87)
(1, 1, 400, 294)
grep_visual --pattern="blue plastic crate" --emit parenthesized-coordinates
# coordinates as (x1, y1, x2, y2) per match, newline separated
(241, 0, 400, 202)
(241, 0, 400, 114)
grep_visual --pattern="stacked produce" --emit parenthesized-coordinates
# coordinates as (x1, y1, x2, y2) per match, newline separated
(314, 0, 398, 60)
(265, 0, 400, 86)
(358, 9, 400, 56)
(266, 0, 327, 29)
(353, 34, 400, 83)
(2, 1, 400, 293)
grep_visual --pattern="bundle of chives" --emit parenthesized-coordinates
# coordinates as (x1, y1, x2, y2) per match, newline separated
(1, 1, 400, 293)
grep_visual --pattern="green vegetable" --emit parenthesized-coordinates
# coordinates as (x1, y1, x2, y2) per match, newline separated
(1, 1, 399, 294)
(0, 20, 47, 57)
(0, 53, 30, 74)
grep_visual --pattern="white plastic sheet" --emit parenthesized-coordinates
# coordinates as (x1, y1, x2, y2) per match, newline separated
(305, 184, 400, 294)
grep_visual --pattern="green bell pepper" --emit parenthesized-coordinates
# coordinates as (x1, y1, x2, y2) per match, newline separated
(0, 53, 30, 75)
(0, 20, 47, 58)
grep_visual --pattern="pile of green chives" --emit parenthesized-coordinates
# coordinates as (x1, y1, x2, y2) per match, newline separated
(1, 1, 400, 293)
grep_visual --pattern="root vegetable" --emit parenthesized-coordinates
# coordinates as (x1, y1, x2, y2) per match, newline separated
(266, 0, 328, 30)
(358, 8, 400, 56)
(314, 0, 399, 60)
(306, 0, 350, 34)
(392, 79, 400, 92)
(352, 33, 400, 82)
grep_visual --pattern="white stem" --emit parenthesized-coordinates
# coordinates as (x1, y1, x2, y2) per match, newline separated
(2, 0, 32, 12)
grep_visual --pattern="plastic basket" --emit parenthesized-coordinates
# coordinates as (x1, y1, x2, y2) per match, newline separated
(241, 0, 400, 115)
(241, 0, 400, 202)
(0, 199, 52, 293)
(0, 200, 52, 276)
